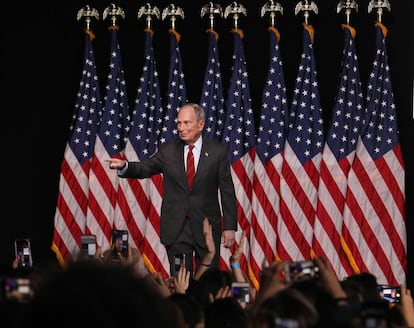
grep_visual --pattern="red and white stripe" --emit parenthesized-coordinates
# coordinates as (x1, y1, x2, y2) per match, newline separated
(342, 143, 406, 285)
(251, 151, 282, 286)
(278, 143, 321, 261)
(86, 139, 120, 250)
(313, 145, 356, 280)
(52, 145, 89, 263)
(220, 151, 254, 273)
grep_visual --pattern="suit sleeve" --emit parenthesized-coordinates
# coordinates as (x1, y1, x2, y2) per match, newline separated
(218, 147, 238, 231)
(118, 151, 164, 179)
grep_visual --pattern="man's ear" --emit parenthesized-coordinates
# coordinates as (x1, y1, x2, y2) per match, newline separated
(198, 119, 205, 130)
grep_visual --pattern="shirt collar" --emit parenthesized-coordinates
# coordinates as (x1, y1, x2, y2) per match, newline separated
(193, 136, 202, 150)
(187, 136, 202, 150)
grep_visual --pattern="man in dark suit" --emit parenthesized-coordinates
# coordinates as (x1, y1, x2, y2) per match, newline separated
(106, 103, 237, 276)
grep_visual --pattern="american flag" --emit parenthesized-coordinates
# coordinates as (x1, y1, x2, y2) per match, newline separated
(200, 29, 225, 141)
(117, 29, 169, 276)
(312, 25, 364, 280)
(342, 22, 406, 285)
(221, 29, 256, 272)
(251, 26, 289, 287)
(159, 29, 187, 144)
(86, 26, 130, 251)
(52, 30, 101, 264)
(279, 25, 324, 261)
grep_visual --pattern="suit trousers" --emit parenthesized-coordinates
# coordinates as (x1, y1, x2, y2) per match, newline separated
(167, 219, 196, 276)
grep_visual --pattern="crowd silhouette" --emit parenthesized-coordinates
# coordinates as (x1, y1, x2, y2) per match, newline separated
(1, 221, 413, 328)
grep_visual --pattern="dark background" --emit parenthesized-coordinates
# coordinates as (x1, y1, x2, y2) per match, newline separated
(2, 0, 413, 287)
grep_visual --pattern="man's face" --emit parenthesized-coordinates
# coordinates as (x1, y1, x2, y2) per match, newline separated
(177, 105, 204, 144)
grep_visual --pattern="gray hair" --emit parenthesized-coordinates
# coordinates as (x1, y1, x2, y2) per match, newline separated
(180, 103, 206, 122)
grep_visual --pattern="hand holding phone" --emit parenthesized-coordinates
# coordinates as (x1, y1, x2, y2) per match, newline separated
(3, 277, 33, 303)
(111, 230, 129, 262)
(377, 284, 401, 303)
(14, 239, 33, 268)
(173, 254, 186, 276)
(231, 282, 250, 304)
(284, 260, 320, 282)
(80, 234, 97, 258)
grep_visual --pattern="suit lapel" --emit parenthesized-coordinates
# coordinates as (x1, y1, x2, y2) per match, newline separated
(193, 141, 211, 188)
(178, 141, 186, 173)
(173, 140, 188, 189)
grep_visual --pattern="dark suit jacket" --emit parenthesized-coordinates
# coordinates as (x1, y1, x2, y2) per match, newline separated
(119, 138, 238, 247)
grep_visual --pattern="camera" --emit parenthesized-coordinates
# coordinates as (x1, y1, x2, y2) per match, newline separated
(231, 282, 250, 303)
(111, 230, 129, 262)
(377, 284, 401, 303)
(284, 260, 320, 282)
(14, 239, 33, 268)
(80, 234, 97, 258)
(173, 254, 186, 276)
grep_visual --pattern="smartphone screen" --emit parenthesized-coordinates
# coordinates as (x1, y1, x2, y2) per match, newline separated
(3, 277, 33, 303)
(231, 282, 250, 304)
(284, 260, 319, 282)
(173, 254, 186, 276)
(377, 284, 401, 303)
(80, 234, 97, 257)
(14, 239, 32, 268)
(111, 230, 128, 261)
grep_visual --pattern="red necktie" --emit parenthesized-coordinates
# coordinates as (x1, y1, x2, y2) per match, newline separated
(186, 144, 195, 189)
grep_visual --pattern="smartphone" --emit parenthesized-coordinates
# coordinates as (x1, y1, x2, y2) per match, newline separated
(274, 318, 299, 328)
(3, 277, 33, 303)
(111, 230, 128, 262)
(14, 239, 33, 268)
(377, 284, 401, 303)
(361, 301, 389, 327)
(173, 254, 186, 276)
(284, 260, 320, 282)
(231, 282, 250, 304)
(80, 234, 97, 258)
